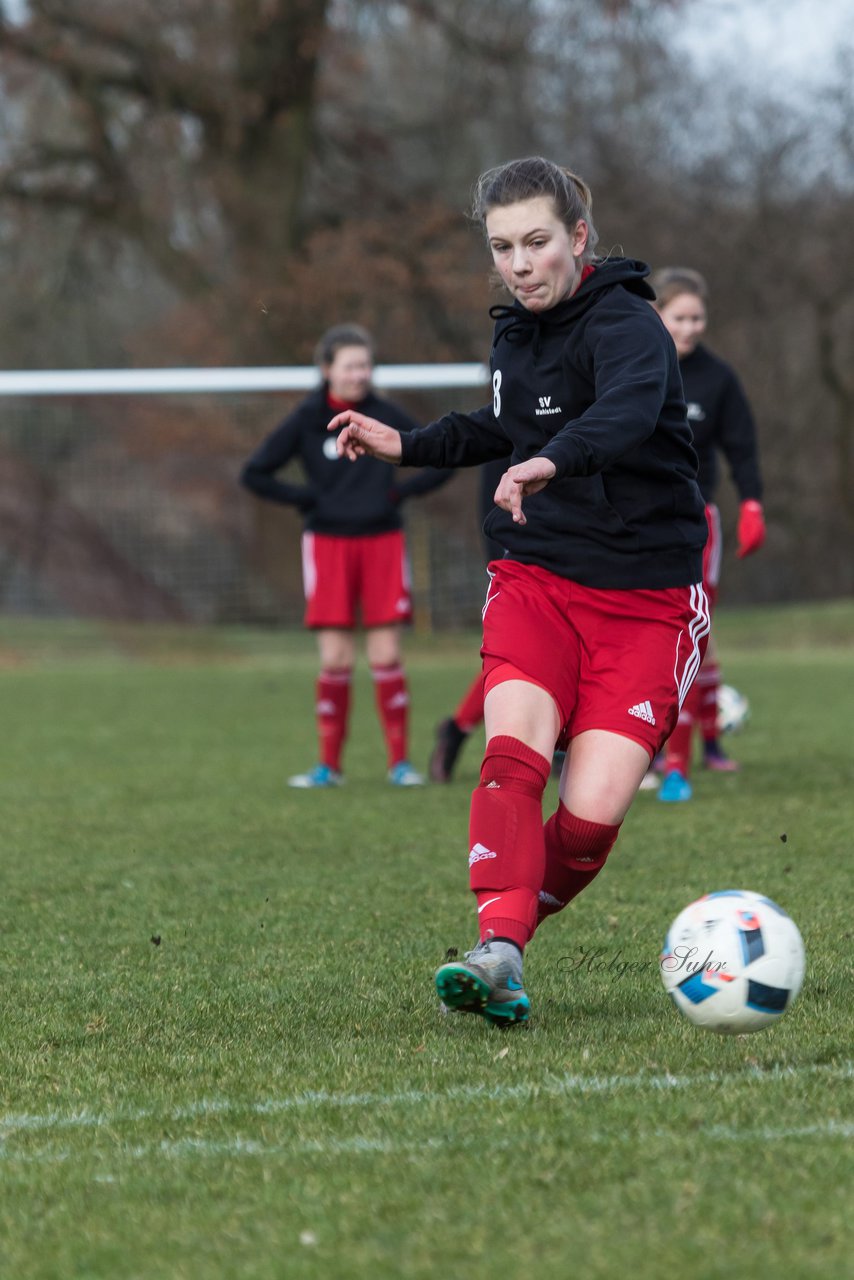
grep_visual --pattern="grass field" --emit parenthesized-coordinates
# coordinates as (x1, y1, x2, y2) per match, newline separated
(1, 602, 852, 1279)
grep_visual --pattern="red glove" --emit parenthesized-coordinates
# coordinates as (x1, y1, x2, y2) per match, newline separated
(737, 500, 766, 558)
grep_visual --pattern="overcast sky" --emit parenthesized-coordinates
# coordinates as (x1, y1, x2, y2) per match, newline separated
(674, 0, 853, 91)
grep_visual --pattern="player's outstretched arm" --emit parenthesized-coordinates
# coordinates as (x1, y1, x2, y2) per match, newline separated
(493, 457, 557, 526)
(327, 410, 403, 463)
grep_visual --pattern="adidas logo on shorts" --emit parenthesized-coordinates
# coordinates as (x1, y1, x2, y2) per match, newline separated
(627, 700, 656, 725)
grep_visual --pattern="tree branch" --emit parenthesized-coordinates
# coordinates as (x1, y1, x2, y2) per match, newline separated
(1, 12, 228, 135)
(399, 0, 566, 66)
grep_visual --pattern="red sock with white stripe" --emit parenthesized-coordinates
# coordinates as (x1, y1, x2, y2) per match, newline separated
(317, 669, 352, 772)
(371, 663, 409, 767)
(453, 671, 485, 733)
(469, 736, 550, 952)
(536, 804, 621, 928)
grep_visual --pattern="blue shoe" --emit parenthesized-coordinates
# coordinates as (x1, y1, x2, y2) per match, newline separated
(388, 761, 425, 786)
(658, 769, 692, 803)
(435, 940, 529, 1027)
(288, 763, 343, 789)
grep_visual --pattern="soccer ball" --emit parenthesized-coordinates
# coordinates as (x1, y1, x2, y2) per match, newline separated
(661, 890, 805, 1034)
(717, 683, 750, 735)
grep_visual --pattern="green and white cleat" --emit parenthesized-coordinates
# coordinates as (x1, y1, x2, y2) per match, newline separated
(435, 940, 530, 1027)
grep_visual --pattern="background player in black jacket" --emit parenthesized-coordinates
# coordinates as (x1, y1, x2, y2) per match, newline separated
(649, 268, 766, 802)
(328, 157, 710, 1027)
(241, 324, 450, 788)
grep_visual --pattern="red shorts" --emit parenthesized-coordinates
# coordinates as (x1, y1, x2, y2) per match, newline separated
(301, 530, 412, 629)
(480, 560, 710, 758)
(702, 503, 722, 611)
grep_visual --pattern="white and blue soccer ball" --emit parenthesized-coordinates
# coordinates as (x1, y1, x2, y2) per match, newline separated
(717, 683, 750, 735)
(661, 890, 805, 1034)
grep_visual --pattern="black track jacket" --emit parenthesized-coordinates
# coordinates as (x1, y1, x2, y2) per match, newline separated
(399, 258, 707, 589)
(241, 388, 450, 537)
(679, 344, 763, 505)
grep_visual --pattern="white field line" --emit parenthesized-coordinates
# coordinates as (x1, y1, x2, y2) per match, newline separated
(2, 1121, 853, 1169)
(0, 1061, 852, 1145)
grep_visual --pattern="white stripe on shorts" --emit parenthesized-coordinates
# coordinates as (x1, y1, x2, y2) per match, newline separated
(481, 567, 500, 621)
(301, 532, 317, 602)
(401, 541, 412, 594)
(675, 583, 711, 709)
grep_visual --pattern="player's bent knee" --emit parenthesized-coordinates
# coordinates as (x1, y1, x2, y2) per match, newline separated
(549, 805, 621, 872)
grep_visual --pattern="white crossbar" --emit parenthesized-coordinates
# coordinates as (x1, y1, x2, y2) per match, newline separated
(0, 364, 490, 396)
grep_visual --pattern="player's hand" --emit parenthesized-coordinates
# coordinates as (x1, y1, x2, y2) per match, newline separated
(327, 410, 402, 463)
(737, 499, 766, 558)
(493, 457, 557, 526)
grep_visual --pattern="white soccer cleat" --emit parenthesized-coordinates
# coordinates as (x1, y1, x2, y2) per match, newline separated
(288, 764, 343, 789)
(388, 761, 425, 786)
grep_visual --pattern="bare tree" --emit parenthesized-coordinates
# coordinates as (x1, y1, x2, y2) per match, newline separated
(0, 1, 333, 291)
(0, 0, 555, 364)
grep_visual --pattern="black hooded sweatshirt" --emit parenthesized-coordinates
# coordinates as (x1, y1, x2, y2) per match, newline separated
(679, 343, 762, 505)
(400, 258, 707, 590)
(241, 387, 450, 536)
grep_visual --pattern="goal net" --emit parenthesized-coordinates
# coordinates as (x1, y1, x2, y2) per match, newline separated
(0, 365, 491, 632)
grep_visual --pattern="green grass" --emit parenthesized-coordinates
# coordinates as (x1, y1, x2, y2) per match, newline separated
(0, 603, 852, 1279)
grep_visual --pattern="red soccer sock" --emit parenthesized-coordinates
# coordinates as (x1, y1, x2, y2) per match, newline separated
(536, 804, 621, 929)
(453, 671, 485, 734)
(371, 663, 409, 768)
(316, 668, 352, 772)
(664, 680, 700, 776)
(469, 735, 551, 952)
(697, 659, 721, 744)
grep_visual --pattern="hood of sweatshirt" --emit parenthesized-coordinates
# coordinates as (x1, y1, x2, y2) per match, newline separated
(488, 257, 655, 353)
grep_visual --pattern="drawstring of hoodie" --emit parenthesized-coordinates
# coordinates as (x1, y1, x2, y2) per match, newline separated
(489, 265, 603, 358)
(489, 305, 548, 357)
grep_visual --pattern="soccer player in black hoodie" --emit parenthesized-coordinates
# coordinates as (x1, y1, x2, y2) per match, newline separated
(241, 324, 450, 788)
(650, 268, 765, 802)
(329, 157, 710, 1026)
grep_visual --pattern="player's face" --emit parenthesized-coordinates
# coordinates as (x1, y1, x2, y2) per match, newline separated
(325, 345, 373, 402)
(656, 292, 707, 358)
(486, 197, 589, 313)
